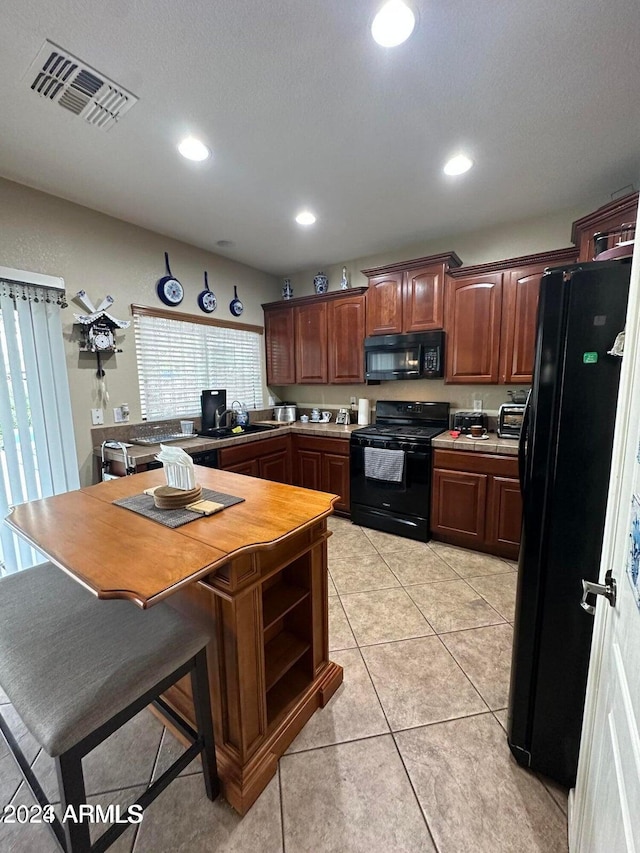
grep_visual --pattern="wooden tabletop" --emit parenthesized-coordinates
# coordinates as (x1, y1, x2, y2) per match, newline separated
(6, 467, 338, 608)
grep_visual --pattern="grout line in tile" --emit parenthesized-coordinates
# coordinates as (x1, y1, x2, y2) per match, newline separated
(389, 707, 499, 737)
(537, 777, 570, 819)
(388, 728, 441, 853)
(281, 729, 391, 759)
(430, 633, 493, 713)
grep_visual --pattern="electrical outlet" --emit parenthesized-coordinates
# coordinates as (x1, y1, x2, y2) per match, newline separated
(473, 399, 483, 411)
(91, 408, 104, 425)
(350, 397, 357, 406)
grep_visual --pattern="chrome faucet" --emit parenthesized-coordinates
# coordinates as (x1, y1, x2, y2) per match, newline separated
(215, 407, 237, 428)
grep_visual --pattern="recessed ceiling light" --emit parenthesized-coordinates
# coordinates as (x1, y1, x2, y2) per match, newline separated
(371, 0, 416, 47)
(295, 211, 316, 226)
(443, 154, 474, 176)
(177, 136, 211, 162)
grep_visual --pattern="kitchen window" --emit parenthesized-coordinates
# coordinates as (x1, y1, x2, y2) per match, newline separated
(132, 305, 264, 420)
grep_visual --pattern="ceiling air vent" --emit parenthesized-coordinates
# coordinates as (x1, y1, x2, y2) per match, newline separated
(26, 40, 137, 131)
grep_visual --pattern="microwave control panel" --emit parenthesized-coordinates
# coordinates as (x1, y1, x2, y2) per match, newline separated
(423, 346, 441, 376)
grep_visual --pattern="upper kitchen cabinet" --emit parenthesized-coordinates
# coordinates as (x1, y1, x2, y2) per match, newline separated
(263, 289, 367, 386)
(445, 247, 578, 385)
(295, 301, 329, 383)
(500, 248, 578, 384)
(264, 306, 296, 385)
(327, 293, 367, 383)
(571, 191, 638, 261)
(362, 252, 462, 337)
(445, 271, 503, 384)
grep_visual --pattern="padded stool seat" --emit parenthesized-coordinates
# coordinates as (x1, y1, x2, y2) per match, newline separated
(0, 562, 219, 853)
(0, 563, 210, 757)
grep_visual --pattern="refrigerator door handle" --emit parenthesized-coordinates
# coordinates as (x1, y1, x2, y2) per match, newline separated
(580, 570, 617, 615)
(518, 391, 531, 492)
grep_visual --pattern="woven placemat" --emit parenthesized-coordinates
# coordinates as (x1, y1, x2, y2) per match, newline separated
(113, 488, 245, 528)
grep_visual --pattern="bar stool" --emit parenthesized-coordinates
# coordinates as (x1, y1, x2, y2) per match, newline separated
(0, 562, 220, 853)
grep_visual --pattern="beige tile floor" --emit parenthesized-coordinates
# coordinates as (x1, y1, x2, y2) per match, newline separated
(0, 518, 569, 852)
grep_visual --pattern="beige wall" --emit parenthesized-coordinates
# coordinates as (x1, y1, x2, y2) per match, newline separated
(0, 178, 280, 484)
(274, 199, 602, 416)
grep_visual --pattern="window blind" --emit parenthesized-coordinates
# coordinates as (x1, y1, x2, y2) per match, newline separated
(133, 311, 264, 420)
(0, 276, 79, 574)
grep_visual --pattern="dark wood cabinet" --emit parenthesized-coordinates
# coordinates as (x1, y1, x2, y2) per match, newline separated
(293, 435, 351, 514)
(295, 302, 328, 384)
(264, 307, 296, 385)
(327, 294, 366, 383)
(445, 272, 503, 384)
(404, 264, 446, 332)
(363, 253, 462, 337)
(499, 263, 546, 384)
(365, 272, 404, 336)
(263, 289, 367, 387)
(486, 476, 522, 554)
(259, 449, 290, 483)
(218, 434, 291, 483)
(571, 191, 638, 261)
(297, 448, 323, 492)
(431, 449, 521, 559)
(445, 247, 577, 385)
(431, 468, 487, 547)
(222, 459, 260, 477)
(322, 453, 350, 514)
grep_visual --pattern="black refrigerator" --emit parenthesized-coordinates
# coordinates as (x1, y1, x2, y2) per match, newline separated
(507, 258, 631, 788)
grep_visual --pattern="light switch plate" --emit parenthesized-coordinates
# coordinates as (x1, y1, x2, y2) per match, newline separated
(91, 408, 104, 425)
(113, 406, 125, 423)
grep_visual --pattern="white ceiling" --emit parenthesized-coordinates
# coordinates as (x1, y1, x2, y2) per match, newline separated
(0, 0, 639, 275)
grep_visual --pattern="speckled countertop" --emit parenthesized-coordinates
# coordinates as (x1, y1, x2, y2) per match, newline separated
(95, 419, 520, 467)
(95, 421, 360, 467)
(432, 432, 519, 456)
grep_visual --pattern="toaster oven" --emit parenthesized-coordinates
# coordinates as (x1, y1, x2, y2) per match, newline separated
(498, 403, 526, 438)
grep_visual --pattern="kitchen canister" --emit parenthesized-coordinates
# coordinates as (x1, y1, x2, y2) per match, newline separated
(357, 398, 370, 425)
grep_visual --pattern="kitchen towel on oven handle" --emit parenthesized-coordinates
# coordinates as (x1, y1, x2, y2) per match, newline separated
(364, 447, 405, 483)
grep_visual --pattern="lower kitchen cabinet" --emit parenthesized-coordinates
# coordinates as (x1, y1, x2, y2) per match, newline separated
(431, 449, 522, 559)
(293, 436, 350, 514)
(218, 434, 291, 483)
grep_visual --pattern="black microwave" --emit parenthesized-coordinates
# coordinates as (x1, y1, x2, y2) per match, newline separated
(364, 331, 444, 381)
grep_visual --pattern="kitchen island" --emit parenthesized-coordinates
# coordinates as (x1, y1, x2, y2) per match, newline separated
(6, 467, 343, 814)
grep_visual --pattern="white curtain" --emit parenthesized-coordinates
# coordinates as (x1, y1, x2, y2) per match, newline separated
(0, 272, 79, 574)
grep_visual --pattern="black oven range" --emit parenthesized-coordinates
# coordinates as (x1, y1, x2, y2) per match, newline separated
(350, 400, 450, 541)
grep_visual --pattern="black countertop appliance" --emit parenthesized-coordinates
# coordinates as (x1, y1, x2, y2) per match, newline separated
(508, 258, 631, 787)
(452, 411, 488, 433)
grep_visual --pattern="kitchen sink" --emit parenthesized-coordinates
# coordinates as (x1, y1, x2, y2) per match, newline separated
(197, 423, 277, 440)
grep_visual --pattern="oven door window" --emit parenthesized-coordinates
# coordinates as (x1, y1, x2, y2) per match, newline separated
(366, 347, 420, 376)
